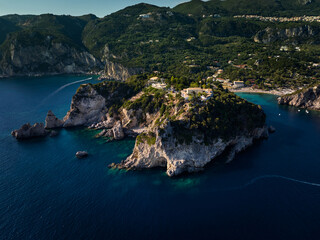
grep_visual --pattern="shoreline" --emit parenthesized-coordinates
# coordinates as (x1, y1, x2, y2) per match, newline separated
(230, 87, 295, 96)
(0, 71, 101, 80)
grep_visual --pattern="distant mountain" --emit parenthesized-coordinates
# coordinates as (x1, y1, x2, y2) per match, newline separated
(173, 0, 320, 16)
(0, 14, 101, 77)
(0, 1, 320, 86)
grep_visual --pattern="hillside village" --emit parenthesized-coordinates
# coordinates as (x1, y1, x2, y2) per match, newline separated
(234, 15, 320, 23)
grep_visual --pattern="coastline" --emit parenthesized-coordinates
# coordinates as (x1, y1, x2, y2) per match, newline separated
(230, 87, 295, 96)
(0, 71, 101, 80)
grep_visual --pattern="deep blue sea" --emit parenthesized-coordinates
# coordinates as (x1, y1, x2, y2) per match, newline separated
(1, 76, 320, 240)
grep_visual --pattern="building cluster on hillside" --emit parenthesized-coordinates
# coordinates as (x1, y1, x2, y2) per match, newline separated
(205, 68, 246, 90)
(280, 45, 301, 51)
(138, 11, 174, 20)
(148, 77, 167, 89)
(181, 88, 213, 101)
(234, 15, 320, 23)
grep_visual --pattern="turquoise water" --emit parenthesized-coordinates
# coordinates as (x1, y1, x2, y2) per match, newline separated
(1, 77, 320, 239)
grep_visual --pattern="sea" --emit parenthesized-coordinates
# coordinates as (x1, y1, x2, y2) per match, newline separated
(1, 75, 320, 240)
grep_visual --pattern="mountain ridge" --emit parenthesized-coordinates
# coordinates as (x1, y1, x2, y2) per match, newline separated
(0, 1, 320, 90)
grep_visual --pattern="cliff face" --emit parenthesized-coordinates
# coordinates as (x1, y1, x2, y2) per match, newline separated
(115, 123, 268, 177)
(254, 25, 316, 43)
(0, 41, 102, 77)
(99, 45, 143, 81)
(102, 61, 143, 81)
(63, 84, 107, 127)
(278, 85, 320, 110)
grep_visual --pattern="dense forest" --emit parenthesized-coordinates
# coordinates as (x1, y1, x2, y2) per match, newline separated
(1, 0, 320, 88)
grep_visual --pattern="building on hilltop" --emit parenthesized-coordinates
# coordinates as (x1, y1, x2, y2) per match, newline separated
(151, 83, 167, 90)
(181, 88, 213, 100)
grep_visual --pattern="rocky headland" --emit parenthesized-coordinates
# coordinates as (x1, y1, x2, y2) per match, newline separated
(60, 80, 269, 176)
(278, 84, 320, 110)
(12, 77, 270, 176)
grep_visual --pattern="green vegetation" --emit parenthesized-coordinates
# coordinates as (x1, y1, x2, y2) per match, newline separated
(89, 75, 148, 115)
(136, 132, 157, 145)
(1, 2, 320, 89)
(124, 88, 166, 114)
(170, 89, 265, 144)
(0, 13, 95, 59)
(173, 0, 320, 17)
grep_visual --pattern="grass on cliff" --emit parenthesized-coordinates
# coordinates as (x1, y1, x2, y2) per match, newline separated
(136, 132, 156, 145)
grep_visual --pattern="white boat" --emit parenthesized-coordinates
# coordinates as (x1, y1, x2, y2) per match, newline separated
(306, 110, 309, 114)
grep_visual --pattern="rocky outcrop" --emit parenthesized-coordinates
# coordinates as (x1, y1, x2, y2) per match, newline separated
(102, 61, 142, 81)
(11, 123, 49, 140)
(278, 85, 320, 110)
(0, 40, 103, 77)
(112, 123, 269, 177)
(45, 110, 64, 129)
(63, 84, 107, 127)
(76, 151, 88, 159)
(254, 25, 316, 43)
(88, 114, 115, 129)
(99, 44, 142, 81)
(96, 121, 125, 140)
(120, 108, 142, 129)
(112, 121, 125, 140)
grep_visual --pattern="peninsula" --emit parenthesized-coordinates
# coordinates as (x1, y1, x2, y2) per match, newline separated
(12, 75, 270, 176)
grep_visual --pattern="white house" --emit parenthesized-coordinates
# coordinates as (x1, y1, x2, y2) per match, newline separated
(139, 13, 151, 19)
(151, 83, 167, 90)
(233, 81, 244, 88)
(181, 88, 213, 100)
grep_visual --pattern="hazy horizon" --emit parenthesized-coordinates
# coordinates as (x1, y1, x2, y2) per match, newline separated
(0, 0, 187, 18)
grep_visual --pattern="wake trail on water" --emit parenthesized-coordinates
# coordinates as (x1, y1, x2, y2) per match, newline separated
(36, 77, 93, 109)
(225, 175, 320, 191)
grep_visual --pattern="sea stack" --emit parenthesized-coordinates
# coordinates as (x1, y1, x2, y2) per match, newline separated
(45, 110, 64, 129)
(11, 123, 49, 140)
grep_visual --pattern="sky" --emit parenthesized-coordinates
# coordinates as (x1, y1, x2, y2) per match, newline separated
(0, 0, 187, 17)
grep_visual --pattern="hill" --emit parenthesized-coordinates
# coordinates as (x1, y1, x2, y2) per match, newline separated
(173, 0, 320, 16)
(0, 1, 320, 89)
(0, 14, 101, 76)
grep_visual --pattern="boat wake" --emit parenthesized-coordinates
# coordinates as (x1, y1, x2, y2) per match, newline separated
(226, 175, 320, 191)
(37, 77, 93, 108)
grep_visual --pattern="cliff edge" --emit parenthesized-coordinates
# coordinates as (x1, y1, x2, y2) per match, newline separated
(278, 84, 320, 110)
